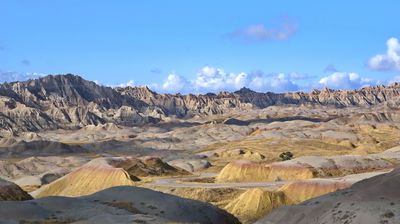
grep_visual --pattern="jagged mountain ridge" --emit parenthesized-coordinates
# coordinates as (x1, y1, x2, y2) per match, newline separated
(117, 85, 400, 117)
(1, 74, 400, 134)
(0, 74, 160, 133)
(118, 84, 400, 112)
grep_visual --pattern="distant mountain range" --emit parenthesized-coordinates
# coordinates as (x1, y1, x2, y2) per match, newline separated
(0, 74, 399, 133)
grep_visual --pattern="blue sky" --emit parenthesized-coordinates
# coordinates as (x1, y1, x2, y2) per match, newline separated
(1, 0, 400, 93)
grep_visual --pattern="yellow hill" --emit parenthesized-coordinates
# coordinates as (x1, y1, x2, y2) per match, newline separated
(267, 162, 317, 181)
(215, 160, 270, 182)
(32, 156, 188, 198)
(224, 188, 287, 224)
(32, 157, 136, 198)
(216, 160, 316, 183)
(279, 179, 351, 203)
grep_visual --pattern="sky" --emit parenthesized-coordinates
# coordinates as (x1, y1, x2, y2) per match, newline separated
(1, 0, 400, 93)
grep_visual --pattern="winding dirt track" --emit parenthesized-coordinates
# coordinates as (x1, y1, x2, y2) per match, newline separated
(145, 171, 390, 190)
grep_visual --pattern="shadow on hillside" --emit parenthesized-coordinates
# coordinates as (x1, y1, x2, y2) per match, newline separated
(248, 116, 325, 124)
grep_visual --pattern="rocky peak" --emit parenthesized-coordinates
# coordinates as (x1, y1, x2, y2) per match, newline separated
(2, 74, 125, 108)
(117, 86, 156, 100)
(234, 87, 257, 95)
(391, 82, 400, 87)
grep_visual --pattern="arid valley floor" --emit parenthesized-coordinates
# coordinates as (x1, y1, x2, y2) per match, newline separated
(1, 75, 400, 223)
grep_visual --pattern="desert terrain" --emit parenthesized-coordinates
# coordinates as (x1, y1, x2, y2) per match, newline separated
(0, 75, 400, 223)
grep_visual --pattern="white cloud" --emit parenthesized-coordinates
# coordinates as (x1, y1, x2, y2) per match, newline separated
(319, 72, 376, 89)
(152, 66, 301, 93)
(114, 67, 394, 94)
(192, 66, 254, 92)
(246, 72, 299, 92)
(368, 37, 400, 71)
(287, 72, 310, 80)
(229, 17, 297, 42)
(389, 76, 400, 84)
(194, 67, 228, 91)
(161, 74, 189, 93)
(268, 73, 300, 92)
(0, 71, 44, 83)
(116, 80, 135, 87)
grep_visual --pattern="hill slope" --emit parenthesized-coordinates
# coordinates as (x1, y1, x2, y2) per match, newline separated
(0, 186, 241, 224)
(256, 168, 400, 224)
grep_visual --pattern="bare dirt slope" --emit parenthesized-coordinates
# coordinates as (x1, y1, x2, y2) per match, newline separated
(256, 168, 400, 224)
(0, 177, 32, 201)
(0, 186, 240, 224)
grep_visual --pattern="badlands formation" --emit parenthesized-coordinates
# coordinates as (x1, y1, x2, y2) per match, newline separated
(0, 178, 32, 201)
(256, 168, 400, 224)
(0, 75, 400, 223)
(0, 186, 240, 224)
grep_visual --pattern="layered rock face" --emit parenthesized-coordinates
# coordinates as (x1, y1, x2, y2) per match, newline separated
(0, 74, 159, 134)
(1, 74, 400, 134)
(119, 84, 400, 115)
(215, 160, 271, 182)
(216, 151, 396, 183)
(117, 86, 249, 117)
(256, 168, 400, 224)
(0, 178, 32, 201)
(0, 186, 241, 224)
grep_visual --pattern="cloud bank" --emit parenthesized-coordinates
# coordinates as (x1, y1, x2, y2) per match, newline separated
(0, 71, 44, 83)
(112, 66, 389, 94)
(115, 66, 306, 94)
(160, 67, 305, 93)
(368, 37, 400, 71)
(116, 80, 135, 88)
(318, 72, 377, 90)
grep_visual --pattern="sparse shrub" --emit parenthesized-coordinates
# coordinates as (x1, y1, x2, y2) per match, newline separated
(279, 151, 293, 161)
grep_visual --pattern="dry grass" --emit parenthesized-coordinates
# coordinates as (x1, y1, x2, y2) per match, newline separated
(197, 124, 400, 173)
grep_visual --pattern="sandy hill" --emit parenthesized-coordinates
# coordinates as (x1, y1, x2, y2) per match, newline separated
(256, 168, 400, 224)
(216, 160, 271, 182)
(213, 171, 385, 223)
(224, 188, 287, 224)
(32, 156, 188, 197)
(0, 186, 241, 224)
(278, 179, 352, 204)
